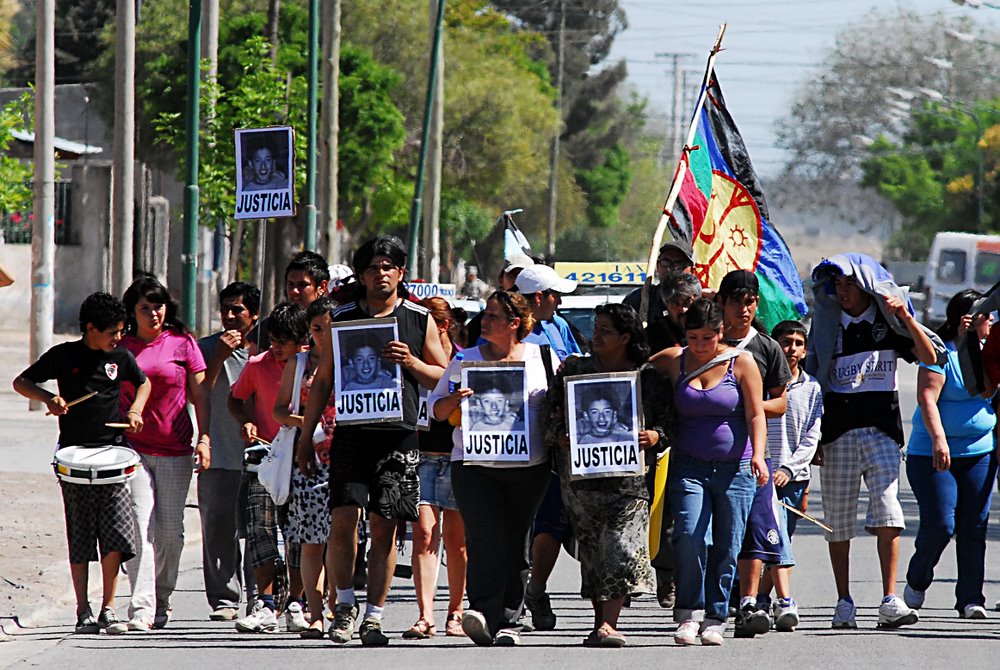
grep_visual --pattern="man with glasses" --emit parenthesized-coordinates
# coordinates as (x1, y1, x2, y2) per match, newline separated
(623, 241, 695, 325)
(300, 235, 448, 646)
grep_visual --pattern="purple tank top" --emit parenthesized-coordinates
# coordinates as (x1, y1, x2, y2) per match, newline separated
(674, 353, 751, 461)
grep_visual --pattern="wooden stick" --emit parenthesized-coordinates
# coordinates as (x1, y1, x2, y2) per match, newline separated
(45, 391, 97, 415)
(777, 499, 834, 533)
(290, 414, 304, 421)
(254, 438, 272, 447)
(105, 422, 131, 429)
(638, 23, 728, 326)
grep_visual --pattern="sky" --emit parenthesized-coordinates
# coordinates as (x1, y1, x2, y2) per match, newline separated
(609, 0, 1000, 178)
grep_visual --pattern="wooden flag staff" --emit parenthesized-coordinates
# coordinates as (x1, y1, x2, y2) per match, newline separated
(638, 23, 727, 327)
(777, 499, 834, 534)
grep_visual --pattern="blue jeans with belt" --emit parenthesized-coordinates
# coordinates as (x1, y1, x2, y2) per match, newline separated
(669, 452, 756, 624)
(905, 451, 997, 612)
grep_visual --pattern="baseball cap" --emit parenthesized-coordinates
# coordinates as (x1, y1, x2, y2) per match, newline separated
(718, 269, 759, 297)
(503, 253, 535, 273)
(659, 240, 694, 266)
(514, 264, 578, 295)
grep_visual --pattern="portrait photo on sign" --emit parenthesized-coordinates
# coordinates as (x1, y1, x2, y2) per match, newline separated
(335, 322, 399, 392)
(566, 373, 643, 479)
(465, 367, 525, 433)
(233, 126, 295, 219)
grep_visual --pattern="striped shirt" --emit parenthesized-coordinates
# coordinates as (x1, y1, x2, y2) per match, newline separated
(767, 369, 823, 482)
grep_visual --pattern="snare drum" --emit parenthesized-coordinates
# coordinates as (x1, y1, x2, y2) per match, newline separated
(53, 445, 141, 485)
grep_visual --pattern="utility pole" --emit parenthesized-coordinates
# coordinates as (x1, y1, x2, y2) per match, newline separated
(181, 0, 202, 327)
(320, 0, 341, 263)
(421, 0, 444, 283)
(303, 0, 319, 251)
(112, 0, 136, 296)
(405, 0, 447, 278)
(654, 52, 692, 168)
(29, 0, 55, 410)
(545, 0, 565, 258)
(197, 0, 219, 334)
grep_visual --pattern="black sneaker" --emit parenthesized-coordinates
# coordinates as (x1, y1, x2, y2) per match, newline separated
(524, 591, 557, 631)
(74, 608, 99, 634)
(734, 603, 770, 638)
(657, 577, 676, 609)
(359, 616, 389, 646)
(328, 603, 359, 644)
(98, 607, 128, 635)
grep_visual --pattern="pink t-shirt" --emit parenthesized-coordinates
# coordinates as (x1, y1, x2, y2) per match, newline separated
(119, 330, 207, 457)
(231, 350, 286, 442)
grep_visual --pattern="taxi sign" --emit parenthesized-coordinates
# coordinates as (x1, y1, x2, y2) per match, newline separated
(554, 262, 647, 286)
(404, 282, 458, 299)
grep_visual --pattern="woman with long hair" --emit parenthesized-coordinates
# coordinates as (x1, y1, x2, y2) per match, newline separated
(545, 303, 672, 647)
(119, 275, 210, 631)
(429, 290, 558, 646)
(404, 296, 468, 639)
(651, 297, 767, 646)
(903, 289, 997, 618)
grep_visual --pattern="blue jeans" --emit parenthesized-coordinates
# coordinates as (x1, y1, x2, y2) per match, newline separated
(669, 453, 756, 623)
(905, 451, 997, 611)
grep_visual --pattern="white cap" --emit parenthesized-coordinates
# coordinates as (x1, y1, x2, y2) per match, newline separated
(328, 264, 353, 288)
(514, 264, 577, 295)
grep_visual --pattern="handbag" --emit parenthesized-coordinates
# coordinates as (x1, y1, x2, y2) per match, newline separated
(258, 352, 307, 505)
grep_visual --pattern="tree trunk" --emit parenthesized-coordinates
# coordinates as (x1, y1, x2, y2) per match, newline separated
(266, 0, 280, 65)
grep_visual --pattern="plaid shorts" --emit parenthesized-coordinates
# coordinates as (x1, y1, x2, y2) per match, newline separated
(243, 474, 279, 568)
(60, 481, 136, 564)
(819, 427, 905, 542)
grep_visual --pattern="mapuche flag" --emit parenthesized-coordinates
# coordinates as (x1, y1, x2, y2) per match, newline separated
(666, 75, 807, 330)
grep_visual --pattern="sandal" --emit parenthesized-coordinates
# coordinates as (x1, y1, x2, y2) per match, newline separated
(402, 617, 436, 639)
(445, 612, 465, 637)
(300, 624, 324, 640)
(597, 624, 626, 648)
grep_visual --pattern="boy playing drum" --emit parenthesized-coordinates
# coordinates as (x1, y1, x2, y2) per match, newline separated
(13, 292, 151, 634)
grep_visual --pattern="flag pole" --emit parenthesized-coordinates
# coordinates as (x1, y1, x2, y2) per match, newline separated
(639, 23, 727, 327)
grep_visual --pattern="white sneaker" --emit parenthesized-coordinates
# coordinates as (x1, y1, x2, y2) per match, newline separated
(699, 619, 725, 646)
(878, 595, 919, 628)
(903, 583, 925, 610)
(461, 610, 492, 647)
(284, 601, 309, 632)
(832, 597, 857, 629)
(493, 628, 521, 646)
(773, 598, 799, 632)
(673, 620, 700, 646)
(235, 600, 278, 633)
(126, 616, 153, 632)
(962, 604, 988, 619)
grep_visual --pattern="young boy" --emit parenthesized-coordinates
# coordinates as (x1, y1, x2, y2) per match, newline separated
(228, 302, 308, 633)
(806, 253, 939, 629)
(756, 320, 823, 631)
(13, 292, 151, 634)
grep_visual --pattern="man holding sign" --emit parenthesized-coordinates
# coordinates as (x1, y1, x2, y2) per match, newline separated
(299, 236, 447, 647)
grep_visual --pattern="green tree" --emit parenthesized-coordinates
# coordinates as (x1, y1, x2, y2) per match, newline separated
(0, 92, 33, 215)
(860, 102, 999, 258)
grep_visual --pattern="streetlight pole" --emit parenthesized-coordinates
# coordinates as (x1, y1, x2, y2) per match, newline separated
(181, 0, 202, 327)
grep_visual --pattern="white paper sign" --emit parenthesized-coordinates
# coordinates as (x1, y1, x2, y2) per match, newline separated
(332, 318, 403, 425)
(416, 387, 430, 431)
(234, 126, 296, 219)
(566, 373, 643, 479)
(461, 362, 530, 464)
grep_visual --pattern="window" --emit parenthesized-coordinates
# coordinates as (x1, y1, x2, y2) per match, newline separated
(974, 251, 1000, 286)
(0, 181, 76, 245)
(935, 249, 966, 285)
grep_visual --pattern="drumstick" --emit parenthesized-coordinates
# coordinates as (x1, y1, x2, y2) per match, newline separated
(777, 500, 834, 534)
(105, 422, 131, 429)
(45, 391, 97, 415)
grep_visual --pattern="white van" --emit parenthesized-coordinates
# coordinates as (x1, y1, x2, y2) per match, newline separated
(924, 232, 1000, 327)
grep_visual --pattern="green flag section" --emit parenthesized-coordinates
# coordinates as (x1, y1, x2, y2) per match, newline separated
(666, 74, 807, 332)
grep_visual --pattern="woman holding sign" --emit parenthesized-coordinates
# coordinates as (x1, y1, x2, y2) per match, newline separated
(544, 303, 671, 647)
(429, 290, 559, 647)
(651, 298, 768, 647)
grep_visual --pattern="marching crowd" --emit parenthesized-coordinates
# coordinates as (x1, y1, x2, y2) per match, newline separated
(12, 233, 1000, 648)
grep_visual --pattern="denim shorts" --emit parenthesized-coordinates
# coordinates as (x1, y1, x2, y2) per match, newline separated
(418, 453, 458, 511)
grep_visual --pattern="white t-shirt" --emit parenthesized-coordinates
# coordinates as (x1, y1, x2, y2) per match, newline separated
(427, 342, 558, 467)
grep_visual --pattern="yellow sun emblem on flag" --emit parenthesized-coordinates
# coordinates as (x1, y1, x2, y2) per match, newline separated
(692, 170, 763, 288)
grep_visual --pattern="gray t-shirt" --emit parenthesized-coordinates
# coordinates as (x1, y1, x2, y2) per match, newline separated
(198, 332, 251, 471)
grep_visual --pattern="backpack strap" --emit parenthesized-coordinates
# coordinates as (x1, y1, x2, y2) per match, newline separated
(540, 344, 555, 387)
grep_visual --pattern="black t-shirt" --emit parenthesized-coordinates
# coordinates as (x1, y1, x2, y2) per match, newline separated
(820, 308, 916, 446)
(647, 317, 685, 354)
(21, 340, 147, 448)
(623, 286, 664, 325)
(333, 297, 431, 430)
(724, 330, 792, 398)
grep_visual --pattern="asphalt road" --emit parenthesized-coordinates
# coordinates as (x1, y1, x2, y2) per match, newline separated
(6, 364, 1000, 668)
